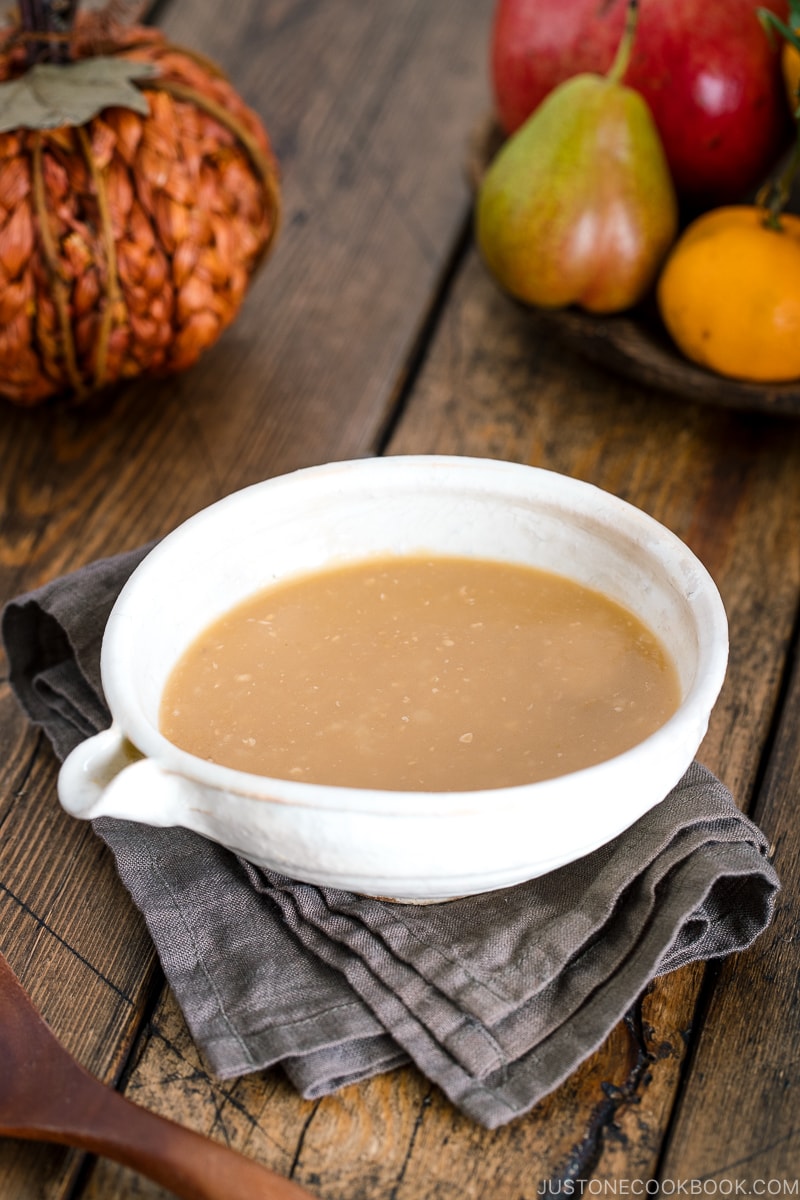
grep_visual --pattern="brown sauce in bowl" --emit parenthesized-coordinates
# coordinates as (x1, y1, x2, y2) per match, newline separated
(160, 555, 680, 791)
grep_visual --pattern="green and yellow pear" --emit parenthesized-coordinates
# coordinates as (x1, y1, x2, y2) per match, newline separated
(476, 6, 678, 314)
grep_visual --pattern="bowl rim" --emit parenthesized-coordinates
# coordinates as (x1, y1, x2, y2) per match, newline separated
(99, 454, 730, 814)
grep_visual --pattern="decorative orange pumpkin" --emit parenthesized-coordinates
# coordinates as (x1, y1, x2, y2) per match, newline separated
(0, 5, 280, 406)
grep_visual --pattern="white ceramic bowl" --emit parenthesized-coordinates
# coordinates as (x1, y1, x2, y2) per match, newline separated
(58, 455, 728, 901)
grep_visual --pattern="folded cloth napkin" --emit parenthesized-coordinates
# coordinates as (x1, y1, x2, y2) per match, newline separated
(2, 548, 780, 1128)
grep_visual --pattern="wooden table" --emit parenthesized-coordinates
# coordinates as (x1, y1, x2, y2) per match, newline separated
(2, 0, 799, 1195)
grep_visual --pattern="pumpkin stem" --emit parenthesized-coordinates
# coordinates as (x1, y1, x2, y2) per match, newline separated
(18, 0, 80, 66)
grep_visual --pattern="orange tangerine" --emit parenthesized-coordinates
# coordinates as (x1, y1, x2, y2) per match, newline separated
(656, 205, 800, 383)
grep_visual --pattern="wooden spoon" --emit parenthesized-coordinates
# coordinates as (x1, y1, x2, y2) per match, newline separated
(0, 951, 316, 1200)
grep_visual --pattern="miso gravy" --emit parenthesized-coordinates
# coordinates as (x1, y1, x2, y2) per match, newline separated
(159, 556, 681, 791)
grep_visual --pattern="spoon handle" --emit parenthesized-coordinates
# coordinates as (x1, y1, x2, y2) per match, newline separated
(14, 1057, 316, 1200)
(0, 949, 316, 1199)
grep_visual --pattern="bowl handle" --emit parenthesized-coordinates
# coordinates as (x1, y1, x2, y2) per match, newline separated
(58, 727, 195, 827)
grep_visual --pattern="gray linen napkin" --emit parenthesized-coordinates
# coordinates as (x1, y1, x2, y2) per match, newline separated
(2, 548, 780, 1128)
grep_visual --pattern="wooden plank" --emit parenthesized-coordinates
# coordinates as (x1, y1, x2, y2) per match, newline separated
(77, 252, 800, 1195)
(0, 0, 494, 1195)
(0, 0, 493, 589)
(4, 0, 797, 1195)
(386, 250, 800, 1184)
(0, 693, 156, 1052)
(0, 683, 161, 1198)
(82, 985, 662, 1200)
(657, 641, 800, 1184)
(388, 253, 800, 1183)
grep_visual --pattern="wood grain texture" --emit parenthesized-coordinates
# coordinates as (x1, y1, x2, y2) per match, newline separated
(78, 246, 800, 1197)
(83, 986, 671, 1199)
(0, 0, 493, 585)
(0, 684, 161, 1198)
(658, 642, 800, 1184)
(0, 953, 318, 1200)
(0, 0, 494, 1195)
(2, 0, 799, 1195)
(385, 250, 800, 1184)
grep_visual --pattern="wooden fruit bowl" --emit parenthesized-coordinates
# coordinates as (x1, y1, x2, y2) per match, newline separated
(468, 116, 800, 417)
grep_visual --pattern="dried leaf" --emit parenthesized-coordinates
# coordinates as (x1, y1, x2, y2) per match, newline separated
(0, 58, 159, 134)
